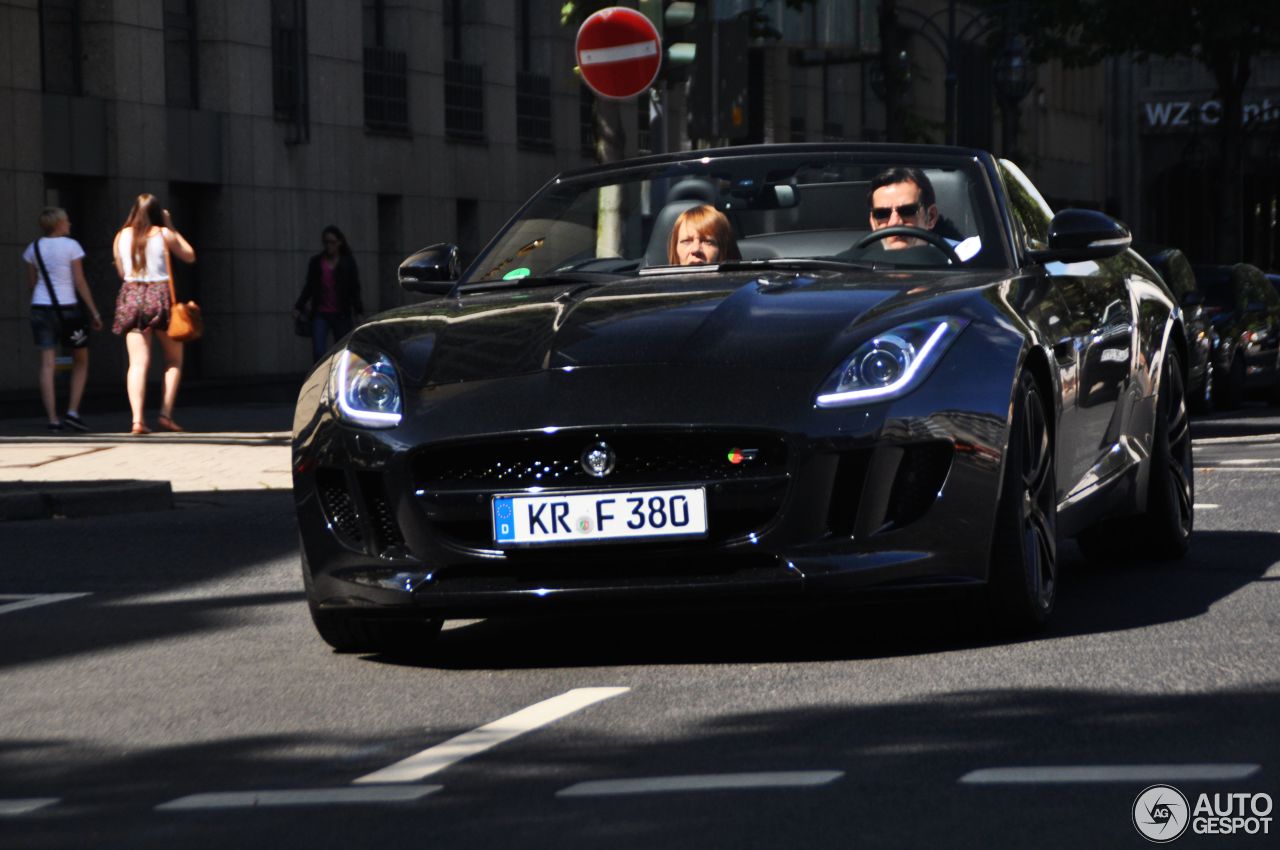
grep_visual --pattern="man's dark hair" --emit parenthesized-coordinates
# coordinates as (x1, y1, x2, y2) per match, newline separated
(867, 167, 936, 208)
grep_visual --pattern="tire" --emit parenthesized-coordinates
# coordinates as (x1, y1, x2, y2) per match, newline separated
(1213, 354, 1245, 410)
(301, 539, 442, 655)
(987, 370, 1057, 632)
(309, 606, 443, 656)
(1077, 351, 1194, 562)
(1135, 351, 1194, 559)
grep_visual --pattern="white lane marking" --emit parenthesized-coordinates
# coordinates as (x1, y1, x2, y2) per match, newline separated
(157, 786, 439, 810)
(353, 687, 630, 784)
(557, 771, 844, 797)
(960, 764, 1261, 784)
(0, 593, 91, 616)
(579, 41, 658, 66)
(0, 798, 59, 815)
(1218, 459, 1267, 465)
(1195, 466, 1280, 472)
(1195, 503, 1220, 509)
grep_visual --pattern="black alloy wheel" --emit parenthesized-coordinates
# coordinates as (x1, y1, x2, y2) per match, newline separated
(1077, 350, 1194, 562)
(988, 370, 1057, 631)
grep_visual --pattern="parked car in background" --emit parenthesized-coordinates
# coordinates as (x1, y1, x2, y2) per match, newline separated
(1192, 263, 1280, 409)
(1135, 244, 1217, 412)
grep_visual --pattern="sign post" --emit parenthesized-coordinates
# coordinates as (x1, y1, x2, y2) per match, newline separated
(576, 7, 662, 101)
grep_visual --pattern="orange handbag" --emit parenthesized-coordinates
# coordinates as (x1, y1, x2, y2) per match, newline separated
(164, 244, 203, 342)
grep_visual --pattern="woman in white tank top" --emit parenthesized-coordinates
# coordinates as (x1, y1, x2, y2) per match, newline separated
(111, 193, 196, 434)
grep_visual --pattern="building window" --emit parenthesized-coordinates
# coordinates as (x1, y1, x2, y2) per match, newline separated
(444, 0, 484, 142)
(517, 72, 552, 150)
(40, 0, 82, 96)
(272, 0, 309, 141)
(164, 0, 198, 108)
(363, 0, 408, 133)
(445, 60, 485, 142)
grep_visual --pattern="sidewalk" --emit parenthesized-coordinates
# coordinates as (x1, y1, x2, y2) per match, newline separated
(0, 382, 297, 521)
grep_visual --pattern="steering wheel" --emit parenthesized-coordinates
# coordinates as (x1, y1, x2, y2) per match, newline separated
(855, 226, 961, 265)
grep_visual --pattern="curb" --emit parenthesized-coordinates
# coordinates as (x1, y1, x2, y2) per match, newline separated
(0, 480, 174, 522)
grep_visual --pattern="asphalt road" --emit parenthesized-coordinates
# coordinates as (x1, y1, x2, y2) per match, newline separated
(2, 411, 1278, 849)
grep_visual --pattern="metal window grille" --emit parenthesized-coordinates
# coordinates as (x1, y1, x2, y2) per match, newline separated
(364, 46, 409, 133)
(516, 71, 552, 150)
(445, 59, 485, 142)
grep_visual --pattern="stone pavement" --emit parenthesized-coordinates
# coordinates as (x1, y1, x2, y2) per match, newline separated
(0, 383, 297, 520)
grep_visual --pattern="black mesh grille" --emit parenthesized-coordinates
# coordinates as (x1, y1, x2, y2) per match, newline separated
(358, 472, 404, 552)
(414, 430, 788, 491)
(318, 468, 362, 545)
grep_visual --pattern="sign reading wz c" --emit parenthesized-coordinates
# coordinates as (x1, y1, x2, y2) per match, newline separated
(1142, 97, 1280, 131)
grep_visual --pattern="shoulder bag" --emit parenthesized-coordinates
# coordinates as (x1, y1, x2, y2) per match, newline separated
(164, 242, 203, 342)
(32, 240, 90, 349)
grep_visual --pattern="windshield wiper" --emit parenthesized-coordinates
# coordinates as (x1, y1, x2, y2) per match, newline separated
(470, 270, 630, 289)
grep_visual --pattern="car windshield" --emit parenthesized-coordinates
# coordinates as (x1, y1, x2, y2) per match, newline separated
(465, 150, 1007, 285)
(1194, 266, 1238, 310)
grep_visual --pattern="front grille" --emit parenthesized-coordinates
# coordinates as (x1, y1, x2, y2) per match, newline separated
(412, 429, 790, 550)
(318, 468, 362, 545)
(316, 467, 405, 555)
(414, 430, 788, 491)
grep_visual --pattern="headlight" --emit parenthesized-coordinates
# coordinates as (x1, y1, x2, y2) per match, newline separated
(816, 317, 967, 407)
(328, 349, 402, 428)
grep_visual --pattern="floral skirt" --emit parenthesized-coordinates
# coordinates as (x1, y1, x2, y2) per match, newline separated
(112, 281, 171, 335)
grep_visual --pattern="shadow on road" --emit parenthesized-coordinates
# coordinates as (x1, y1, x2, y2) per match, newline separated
(371, 529, 1277, 671)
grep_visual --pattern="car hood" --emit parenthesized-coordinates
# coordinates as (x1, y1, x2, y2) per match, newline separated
(356, 268, 1008, 387)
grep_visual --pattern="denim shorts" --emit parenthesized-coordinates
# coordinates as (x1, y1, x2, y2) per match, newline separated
(30, 305, 84, 350)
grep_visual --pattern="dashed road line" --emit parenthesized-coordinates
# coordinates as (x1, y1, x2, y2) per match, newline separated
(353, 687, 631, 784)
(0, 798, 59, 816)
(959, 764, 1261, 784)
(0, 593, 90, 617)
(557, 771, 845, 797)
(157, 786, 439, 811)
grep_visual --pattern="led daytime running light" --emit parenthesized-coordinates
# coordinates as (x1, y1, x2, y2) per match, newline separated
(332, 350, 402, 427)
(816, 320, 955, 407)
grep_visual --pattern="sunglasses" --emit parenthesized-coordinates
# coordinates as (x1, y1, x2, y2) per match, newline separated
(870, 203, 922, 222)
(323, 238, 339, 245)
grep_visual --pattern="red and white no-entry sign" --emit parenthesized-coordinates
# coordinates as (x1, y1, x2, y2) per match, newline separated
(576, 6, 662, 101)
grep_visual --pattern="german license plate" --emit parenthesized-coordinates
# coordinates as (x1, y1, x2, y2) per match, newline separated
(492, 487, 708, 545)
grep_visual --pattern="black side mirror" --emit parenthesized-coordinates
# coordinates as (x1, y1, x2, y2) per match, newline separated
(399, 243, 460, 296)
(1028, 209, 1132, 264)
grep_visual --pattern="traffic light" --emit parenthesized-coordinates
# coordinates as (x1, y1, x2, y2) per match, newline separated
(638, 0, 699, 81)
(687, 14, 750, 142)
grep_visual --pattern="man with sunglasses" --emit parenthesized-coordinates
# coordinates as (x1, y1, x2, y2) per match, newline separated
(866, 166, 980, 260)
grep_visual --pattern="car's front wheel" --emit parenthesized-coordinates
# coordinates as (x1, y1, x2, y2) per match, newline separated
(1077, 350, 1193, 562)
(309, 607, 443, 656)
(301, 542, 442, 655)
(987, 370, 1057, 632)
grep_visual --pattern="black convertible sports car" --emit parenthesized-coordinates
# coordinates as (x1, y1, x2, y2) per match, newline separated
(293, 143, 1194, 653)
